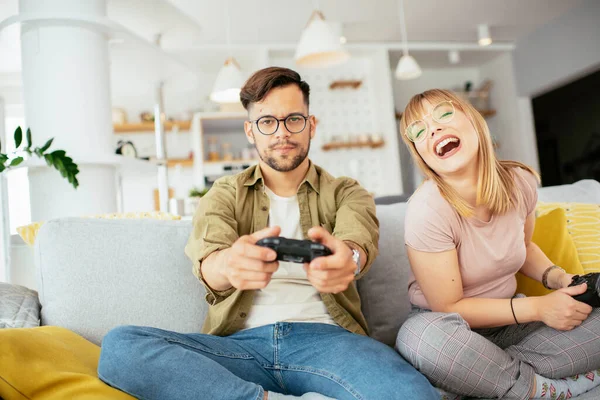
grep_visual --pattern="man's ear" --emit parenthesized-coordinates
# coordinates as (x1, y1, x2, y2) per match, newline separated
(244, 121, 255, 144)
(309, 115, 317, 140)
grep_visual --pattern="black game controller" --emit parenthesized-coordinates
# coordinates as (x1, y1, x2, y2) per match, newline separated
(568, 273, 600, 307)
(256, 236, 332, 264)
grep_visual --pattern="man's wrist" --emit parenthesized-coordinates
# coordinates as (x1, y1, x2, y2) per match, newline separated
(344, 241, 362, 276)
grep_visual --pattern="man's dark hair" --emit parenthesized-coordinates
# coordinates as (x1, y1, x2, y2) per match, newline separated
(240, 67, 310, 111)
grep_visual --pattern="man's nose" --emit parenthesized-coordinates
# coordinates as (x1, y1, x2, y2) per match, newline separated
(274, 121, 292, 138)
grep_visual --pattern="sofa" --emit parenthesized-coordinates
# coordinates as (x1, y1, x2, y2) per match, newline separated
(1, 179, 599, 400)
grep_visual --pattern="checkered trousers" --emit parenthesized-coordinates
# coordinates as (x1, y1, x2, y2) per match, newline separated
(395, 308, 600, 399)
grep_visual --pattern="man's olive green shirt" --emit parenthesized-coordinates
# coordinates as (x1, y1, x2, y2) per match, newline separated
(184, 161, 379, 337)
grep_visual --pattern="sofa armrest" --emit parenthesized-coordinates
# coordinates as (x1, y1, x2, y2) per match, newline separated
(0, 282, 41, 328)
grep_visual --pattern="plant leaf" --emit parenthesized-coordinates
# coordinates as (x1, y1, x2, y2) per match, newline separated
(44, 154, 53, 167)
(10, 156, 23, 167)
(0, 164, 4, 173)
(0, 154, 8, 162)
(26, 128, 32, 149)
(54, 157, 67, 178)
(14, 127, 22, 148)
(50, 150, 66, 158)
(39, 138, 54, 153)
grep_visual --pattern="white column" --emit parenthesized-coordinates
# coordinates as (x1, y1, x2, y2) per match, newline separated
(19, 0, 117, 221)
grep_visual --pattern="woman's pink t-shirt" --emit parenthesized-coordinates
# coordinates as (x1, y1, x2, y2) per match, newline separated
(405, 168, 538, 309)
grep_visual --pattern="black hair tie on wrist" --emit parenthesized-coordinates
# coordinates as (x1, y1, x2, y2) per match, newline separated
(510, 297, 520, 325)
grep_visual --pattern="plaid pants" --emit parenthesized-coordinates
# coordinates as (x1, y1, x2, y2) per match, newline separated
(396, 307, 600, 399)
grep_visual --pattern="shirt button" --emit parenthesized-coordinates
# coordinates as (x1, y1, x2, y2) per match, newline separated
(240, 312, 247, 318)
(261, 206, 268, 211)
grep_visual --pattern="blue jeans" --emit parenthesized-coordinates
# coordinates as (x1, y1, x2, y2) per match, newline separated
(98, 322, 437, 400)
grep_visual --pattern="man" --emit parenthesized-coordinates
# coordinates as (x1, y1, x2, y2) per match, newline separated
(98, 67, 436, 400)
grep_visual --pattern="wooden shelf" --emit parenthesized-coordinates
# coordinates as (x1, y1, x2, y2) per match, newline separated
(114, 120, 191, 133)
(478, 109, 496, 117)
(329, 80, 363, 90)
(322, 140, 385, 151)
(166, 158, 193, 167)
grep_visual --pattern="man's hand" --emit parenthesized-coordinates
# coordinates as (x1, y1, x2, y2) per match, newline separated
(303, 226, 356, 294)
(221, 226, 281, 291)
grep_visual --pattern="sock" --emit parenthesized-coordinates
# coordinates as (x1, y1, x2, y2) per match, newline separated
(533, 369, 600, 399)
(267, 392, 336, 400)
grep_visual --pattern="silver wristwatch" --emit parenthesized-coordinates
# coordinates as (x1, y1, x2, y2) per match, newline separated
(351, 248, 361, 276)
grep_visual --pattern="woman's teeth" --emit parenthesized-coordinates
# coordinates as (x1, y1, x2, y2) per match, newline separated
(436, 137, 459, 156)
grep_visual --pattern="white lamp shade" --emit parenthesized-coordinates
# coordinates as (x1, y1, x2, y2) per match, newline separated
(295, 13, 350, 68)
(478, 24, 492, 46)
(395, 54, 422, 80)
(210, 58, 244, 103)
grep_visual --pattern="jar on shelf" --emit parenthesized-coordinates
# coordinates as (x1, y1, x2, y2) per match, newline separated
(222, 142, 234, 161)
(207, 137, 220, 161)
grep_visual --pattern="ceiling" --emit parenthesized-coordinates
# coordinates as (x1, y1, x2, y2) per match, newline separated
(164, 0, 581, 45)
(0, 0, 584, 74)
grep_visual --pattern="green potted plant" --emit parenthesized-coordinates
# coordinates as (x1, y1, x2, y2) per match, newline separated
(0, 126, 79, 189)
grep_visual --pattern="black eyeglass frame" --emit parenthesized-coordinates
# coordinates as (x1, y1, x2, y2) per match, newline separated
(248, 113, 311, 136)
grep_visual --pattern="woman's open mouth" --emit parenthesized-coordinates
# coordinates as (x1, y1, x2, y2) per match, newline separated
(434, 135, 461, 159)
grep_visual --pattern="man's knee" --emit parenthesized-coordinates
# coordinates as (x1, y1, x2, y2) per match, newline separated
(98, 325, 146, 381)
(395, 312, 468, 367)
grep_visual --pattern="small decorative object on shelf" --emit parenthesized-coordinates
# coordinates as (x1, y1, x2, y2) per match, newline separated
(329, 80, 363, 90)
(207, 137, 220, 161)
(454, 79, 494, 114)
(115, 140, 138, 158)
(222, 142, 234, 161)
(0, 126, 80, 189)
(140, 111, 154, 123)
(112, 108, 127, 125)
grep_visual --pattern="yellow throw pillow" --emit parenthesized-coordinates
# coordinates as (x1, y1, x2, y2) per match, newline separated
(0, 326, 134, 400)
(537, 202, 600, 274)
(516, 207, 585, 297)
(16, 211, 182, 247)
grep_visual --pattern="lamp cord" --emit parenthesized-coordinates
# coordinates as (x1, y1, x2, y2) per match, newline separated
(398, 0, 410, 56)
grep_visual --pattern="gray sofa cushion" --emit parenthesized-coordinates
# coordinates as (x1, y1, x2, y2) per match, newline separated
(0, 282, 40, 328)
(537, 179, 600, 203)
(35, 218, 206, 345)
(358, 202, 410, 347)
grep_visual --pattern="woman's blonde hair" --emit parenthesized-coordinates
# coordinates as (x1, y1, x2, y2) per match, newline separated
(399, 89, 539, 217)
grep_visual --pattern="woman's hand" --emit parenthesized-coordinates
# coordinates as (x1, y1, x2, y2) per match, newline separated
(557, 272, 576, 289)
(535, 283, 593, 330)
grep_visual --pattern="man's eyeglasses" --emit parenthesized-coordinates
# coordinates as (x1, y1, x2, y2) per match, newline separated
(249, 114, 310, 136)
(405, 101, 455, 143)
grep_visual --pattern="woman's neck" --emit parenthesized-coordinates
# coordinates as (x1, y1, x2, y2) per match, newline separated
(439, 162, 480, 207)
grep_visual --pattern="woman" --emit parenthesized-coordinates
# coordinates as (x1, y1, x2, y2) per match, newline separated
(395, 89, 600, 400)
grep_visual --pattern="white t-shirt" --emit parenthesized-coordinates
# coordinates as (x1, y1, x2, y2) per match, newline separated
(243, 186, 336, 329)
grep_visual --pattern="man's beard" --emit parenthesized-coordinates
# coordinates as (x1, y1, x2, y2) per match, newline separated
(254, 136, 310, 172)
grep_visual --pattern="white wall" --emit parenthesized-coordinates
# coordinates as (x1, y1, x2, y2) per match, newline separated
(479, 53, 540, 171)
(393, 67, 480, 193)
(513, 0, 600, 97)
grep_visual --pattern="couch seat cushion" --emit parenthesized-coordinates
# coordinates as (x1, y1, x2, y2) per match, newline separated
(0, 326, 134, 400)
